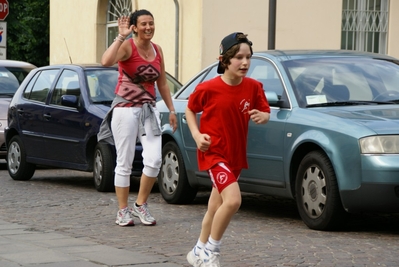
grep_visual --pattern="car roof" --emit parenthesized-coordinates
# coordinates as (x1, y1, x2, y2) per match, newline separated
(0, 59, 37, 68)
(34, 63, 118, 71)
(254, 49, 398, 62)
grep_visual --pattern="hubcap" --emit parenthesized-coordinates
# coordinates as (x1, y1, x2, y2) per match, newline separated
(301, 166, 327, 218)
(161, 151, 179, 195)
(94, 150, 103, 186)
(8, 141, 21, 174)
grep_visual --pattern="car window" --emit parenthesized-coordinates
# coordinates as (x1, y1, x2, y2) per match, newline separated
(86, 69, 118, 102)
(202, 65, 219, 81)
(247, 58, 284, 97)
(23, 69, 58, 103)
(0, 73, 19, 95)
(283, 57, 399, 106)
(0, 66, 34, 95)
(176, 59, 286, 102)
(51, 69, 80, 106)
(176, 70, 209, 100)
(165, 74, 182, 95)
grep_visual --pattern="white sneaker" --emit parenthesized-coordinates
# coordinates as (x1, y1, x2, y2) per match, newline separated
(199, 248, 220, 267)
(187, 250, 203, 267)
(131, 202, 156, 225)
(115, 207, 134, 226)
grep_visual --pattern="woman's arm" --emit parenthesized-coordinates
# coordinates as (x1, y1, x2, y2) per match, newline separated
(156, 44, 178, 132)
(101, 16, 132, 66)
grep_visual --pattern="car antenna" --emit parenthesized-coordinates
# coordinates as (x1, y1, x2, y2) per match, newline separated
(64, 38, 73, 63)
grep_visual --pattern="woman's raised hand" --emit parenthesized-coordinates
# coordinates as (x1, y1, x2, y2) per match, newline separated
(118, 16, 132, 37)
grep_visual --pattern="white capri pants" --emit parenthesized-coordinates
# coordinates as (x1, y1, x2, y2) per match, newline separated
(111, 106, 162, 187)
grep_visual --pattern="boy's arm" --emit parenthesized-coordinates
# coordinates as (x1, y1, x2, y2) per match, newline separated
(248, 109, 270, 124)
(185, 107, 211, 152)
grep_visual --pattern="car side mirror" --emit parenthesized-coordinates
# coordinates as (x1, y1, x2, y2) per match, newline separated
(61, 95, 79, 108)
(265, 91, 285, 108)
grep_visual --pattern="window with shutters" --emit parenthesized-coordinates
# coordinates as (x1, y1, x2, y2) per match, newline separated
(106, 0, 133, 48)
(341, 0, 389, 54)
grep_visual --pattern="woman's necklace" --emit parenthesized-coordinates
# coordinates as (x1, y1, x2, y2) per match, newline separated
(135, 39, 151, 59)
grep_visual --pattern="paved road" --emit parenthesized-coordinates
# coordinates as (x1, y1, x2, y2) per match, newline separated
(0, 162, 398, 267)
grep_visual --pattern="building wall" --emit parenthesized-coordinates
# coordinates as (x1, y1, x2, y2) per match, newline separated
(201, 0, 269, 68)
(388, 0, 399, 58)
(49, 0, 399, 84)
(276, 0, 342, 49)
(50, 0, 99, 64)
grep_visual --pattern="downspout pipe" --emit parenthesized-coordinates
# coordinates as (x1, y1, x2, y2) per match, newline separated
(173, 0, 179, 79)
(268, 0, 276, 50)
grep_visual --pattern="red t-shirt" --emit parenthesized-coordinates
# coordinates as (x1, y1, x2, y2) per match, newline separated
(187, 76, 270, 171)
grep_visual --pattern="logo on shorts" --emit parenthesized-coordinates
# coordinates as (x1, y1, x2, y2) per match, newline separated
(216, 172, 228, 184)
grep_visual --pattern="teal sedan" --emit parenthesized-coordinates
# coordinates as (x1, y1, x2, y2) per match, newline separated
(156, 50, 399, 230)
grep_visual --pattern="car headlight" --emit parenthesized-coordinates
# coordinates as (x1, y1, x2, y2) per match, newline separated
(360, 136, 399, 154)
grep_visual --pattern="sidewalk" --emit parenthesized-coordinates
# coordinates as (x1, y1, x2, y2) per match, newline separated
(0, 219, 182, 267)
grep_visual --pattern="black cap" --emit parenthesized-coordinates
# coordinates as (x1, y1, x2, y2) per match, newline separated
(217, 32, 253, 74)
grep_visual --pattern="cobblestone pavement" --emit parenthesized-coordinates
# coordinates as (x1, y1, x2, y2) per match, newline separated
(0, 163, 398, 267)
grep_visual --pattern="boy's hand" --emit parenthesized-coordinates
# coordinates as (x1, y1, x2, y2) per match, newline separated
(194, 133, 211, 152)
(248, 109, 270, 124)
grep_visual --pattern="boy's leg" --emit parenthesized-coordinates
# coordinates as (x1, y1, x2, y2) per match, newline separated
(210, 181, 241, 241)
(187, 189, 222, 265)
(199, 187, 223, 243)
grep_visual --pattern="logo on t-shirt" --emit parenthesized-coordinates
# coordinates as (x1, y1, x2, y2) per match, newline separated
(135, 65, 160, 83)
(239, 99, 251, 114)
(216, 172, 228, 184)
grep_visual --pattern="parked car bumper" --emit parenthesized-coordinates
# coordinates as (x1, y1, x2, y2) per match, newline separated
(0, 122, 8, 159)
(341, 155, 399, 213)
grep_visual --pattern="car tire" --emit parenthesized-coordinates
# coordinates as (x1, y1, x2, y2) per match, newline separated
(295, 150, 349, 230)
(158, 141, 197, 204)
(7, 135, 36, 181)
(93, 143, 115, 192)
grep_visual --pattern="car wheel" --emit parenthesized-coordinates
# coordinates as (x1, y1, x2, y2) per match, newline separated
(295, 150, 349, 230)
(93, 143, 115, 192)
(7, 135, 36, 181)
(158, 141, 197, 204)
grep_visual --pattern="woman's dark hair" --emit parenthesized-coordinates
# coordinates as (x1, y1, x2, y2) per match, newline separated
(130, 9, 154, 27)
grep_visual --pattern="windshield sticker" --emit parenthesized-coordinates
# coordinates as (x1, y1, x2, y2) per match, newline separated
(0, 72, 10, 77)
(306, 95, 327, 105)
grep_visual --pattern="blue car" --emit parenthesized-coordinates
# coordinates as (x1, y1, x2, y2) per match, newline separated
(5, 64, 181, 192)
(156, 50, 399, 230)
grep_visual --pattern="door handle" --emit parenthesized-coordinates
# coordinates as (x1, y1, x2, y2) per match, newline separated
(43, 113, 51, 120)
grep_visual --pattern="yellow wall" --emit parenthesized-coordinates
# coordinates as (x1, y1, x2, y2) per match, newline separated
(276, 0, 342, 49)
(388, 1, 399, 58)
(50, 0, 99, 64)
(49, 0, 399, 84)
(201, 0, 269, 66)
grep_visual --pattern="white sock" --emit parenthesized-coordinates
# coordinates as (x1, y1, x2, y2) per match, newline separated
(205, 236, 221, 252)
(193, 239, 205, 256)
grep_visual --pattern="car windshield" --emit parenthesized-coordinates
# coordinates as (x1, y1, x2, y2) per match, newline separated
(282, 57, 399, 107)
(85, 69, 118, 103)
(0, 66, 34, 97)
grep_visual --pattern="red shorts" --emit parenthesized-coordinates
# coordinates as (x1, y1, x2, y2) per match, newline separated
(208, 162, 241, 193)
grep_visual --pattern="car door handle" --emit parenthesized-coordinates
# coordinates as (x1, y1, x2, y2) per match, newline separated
(43, 113, 51, 120)
(182, 115, 187, 124)
(16, 108, 24, 116)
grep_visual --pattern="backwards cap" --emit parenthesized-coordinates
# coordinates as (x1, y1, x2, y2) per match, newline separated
(217, 32, 253, 74)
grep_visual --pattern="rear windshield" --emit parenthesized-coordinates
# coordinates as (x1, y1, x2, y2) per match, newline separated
(0, 66, 36, 96)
